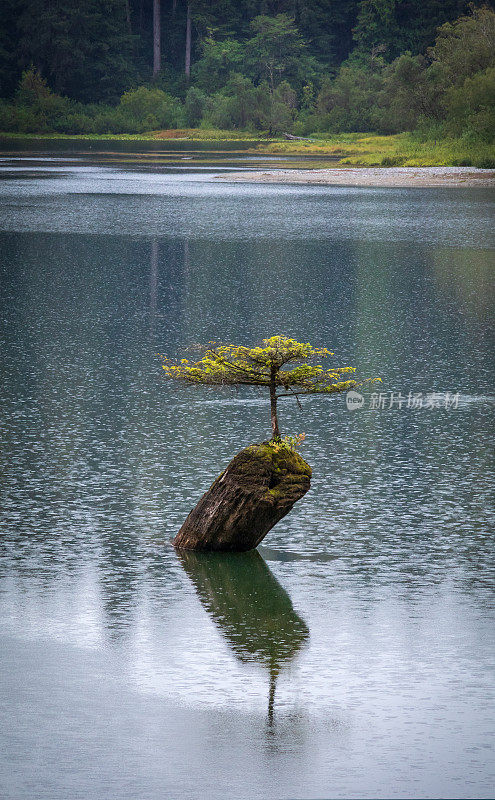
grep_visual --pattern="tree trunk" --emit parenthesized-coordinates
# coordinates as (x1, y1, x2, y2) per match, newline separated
(173, 443, 311, 551)
(124, 0, 132, 36)
(185, 1, 191, 79)
(270, 368, 280, 440)
(153, 0, 161, 78)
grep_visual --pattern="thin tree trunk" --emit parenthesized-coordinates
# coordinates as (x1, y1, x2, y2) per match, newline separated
(124, 0, 132, 36)
(172, 0, 177, 14)
(185, 1, 191, 79)
(153, 0, 161, 78)
(270, 368, 281, 440)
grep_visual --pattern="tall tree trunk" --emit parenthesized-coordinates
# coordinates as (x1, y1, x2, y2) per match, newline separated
(270, 368, 281, 440)
(153, 0, 161, 78)
(124, 0, 132, 36)
(185, 1, 191, 79)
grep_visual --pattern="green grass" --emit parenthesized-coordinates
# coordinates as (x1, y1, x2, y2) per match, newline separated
(252, 132, 495, 168)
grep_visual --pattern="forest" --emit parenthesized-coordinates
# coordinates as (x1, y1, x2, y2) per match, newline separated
(0, 0, 494, 149)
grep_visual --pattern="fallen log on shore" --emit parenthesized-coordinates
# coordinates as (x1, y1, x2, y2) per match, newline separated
(282, 132, 316, 141)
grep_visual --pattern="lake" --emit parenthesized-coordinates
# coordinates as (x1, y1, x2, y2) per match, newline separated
(1, 140, 494, 799)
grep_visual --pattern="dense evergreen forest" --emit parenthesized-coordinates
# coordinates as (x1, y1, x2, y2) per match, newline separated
(0, 0, 494, 142)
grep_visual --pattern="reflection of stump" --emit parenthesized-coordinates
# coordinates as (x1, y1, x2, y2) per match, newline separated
(173, 443, 312, 552)
(178, 549, 309, 720)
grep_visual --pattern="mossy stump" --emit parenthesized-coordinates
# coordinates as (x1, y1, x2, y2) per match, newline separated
(172, 443, 312, 552)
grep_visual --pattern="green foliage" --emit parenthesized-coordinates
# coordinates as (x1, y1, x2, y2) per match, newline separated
(192, 37, 245, 94)
(376, 54, 445, 132)
(207, 74, 259, 129)
(314, 5, 495, 138)
(256, 130, 495, 168)
(352, 0, 470, 60)
(161, 335, 376, 439)
(428, 5, 495, 87)
(161, 336, 358, 390)
(381, 154, 405, 165)
(352, 0, 399, 56)
(119, 86, 185, 130)
(5, 68, 72, 132)
(266, 80, 297, 133)
(202, 75, 271, 131)
(16, 0, 136, 103)
(444, 66, 495, 140)
(268, 434, 306, 453)
(474, 155, 495, 168)
(16, 67, 52, 106)
(185, 87, 208, 127)
(91, 107, 138, 135)
(244, 14, 318, 92)
(317, 64, 384, 132)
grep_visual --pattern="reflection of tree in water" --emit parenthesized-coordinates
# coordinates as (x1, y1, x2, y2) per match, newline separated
(178, 549, 309, 723)
(99, 536, 141, 643)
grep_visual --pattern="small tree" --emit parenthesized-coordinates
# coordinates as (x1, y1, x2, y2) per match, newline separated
(162, 335, 376, 440)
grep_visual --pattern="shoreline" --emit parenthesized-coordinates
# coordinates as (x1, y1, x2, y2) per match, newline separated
(0, 132, 493, 171)
(217, 166, 495, 188)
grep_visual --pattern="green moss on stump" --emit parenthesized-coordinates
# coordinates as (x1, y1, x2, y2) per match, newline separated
(244, 442, 312, 476)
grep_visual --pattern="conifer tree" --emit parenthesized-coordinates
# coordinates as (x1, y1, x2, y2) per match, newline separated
(162, 335, 377, 440)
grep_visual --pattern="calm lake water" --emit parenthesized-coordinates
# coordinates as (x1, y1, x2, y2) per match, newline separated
(0, 140, 494, 800)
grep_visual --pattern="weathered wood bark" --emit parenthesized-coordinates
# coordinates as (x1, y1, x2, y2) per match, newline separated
(173, 443, 311, 551)
(153, 0, 161, 77)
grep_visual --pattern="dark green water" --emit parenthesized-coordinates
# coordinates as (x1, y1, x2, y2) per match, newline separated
(0, 142, 494, 799)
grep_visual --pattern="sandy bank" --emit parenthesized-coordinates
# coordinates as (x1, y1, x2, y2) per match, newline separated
(217, 166, 495, 188)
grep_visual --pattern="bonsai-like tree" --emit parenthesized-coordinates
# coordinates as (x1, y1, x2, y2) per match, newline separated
(161, 335, 374, 440)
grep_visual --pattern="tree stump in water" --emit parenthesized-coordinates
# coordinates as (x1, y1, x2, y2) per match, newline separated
(172, 443, 311, 552)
